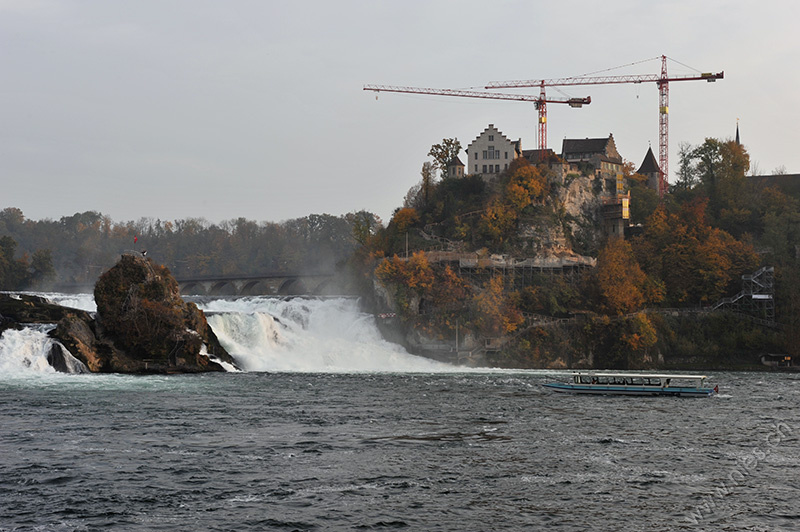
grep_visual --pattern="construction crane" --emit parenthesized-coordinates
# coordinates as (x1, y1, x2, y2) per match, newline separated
(363, 84, 590, 155)
(486, 56, 723, 197)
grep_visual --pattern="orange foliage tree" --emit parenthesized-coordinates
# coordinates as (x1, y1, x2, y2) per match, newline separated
(479, 199, 517, 247)
(471, 276, 524, 336)
(375, 251, 434, 291)
(506, 163, 547, 211)
(592, 238, 662, 315)
(632, 199, 759, 305)
(375, 252, 472, 334)
(620, 312, 658, 352)
(478, 159, 550, 250)
(389, 207, 420, 235)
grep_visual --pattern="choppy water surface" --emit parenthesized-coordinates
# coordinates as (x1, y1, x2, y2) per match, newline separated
(1, 371, 798, 531)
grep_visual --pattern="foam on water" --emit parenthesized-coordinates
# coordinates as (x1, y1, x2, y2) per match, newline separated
(1, 293, 455, 376)
(28, 291, 97, 312)
(203, 296, 452, 373)
(0, 325, 87, 378)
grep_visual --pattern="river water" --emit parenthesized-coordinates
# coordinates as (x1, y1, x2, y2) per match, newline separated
(1, 294, 798, 531)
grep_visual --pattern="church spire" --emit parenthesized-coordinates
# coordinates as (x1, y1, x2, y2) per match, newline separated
(735, 119, 740, 145)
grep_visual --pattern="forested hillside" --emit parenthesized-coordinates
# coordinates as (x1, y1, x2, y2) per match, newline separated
(0, 208, 380, 287)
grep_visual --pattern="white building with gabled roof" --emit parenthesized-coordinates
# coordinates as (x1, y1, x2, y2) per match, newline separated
(465, 124, 522, 181)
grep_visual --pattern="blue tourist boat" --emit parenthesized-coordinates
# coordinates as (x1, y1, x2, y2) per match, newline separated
(543, 372, 718, 397)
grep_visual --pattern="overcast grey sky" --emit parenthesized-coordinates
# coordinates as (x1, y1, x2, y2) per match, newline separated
(2, 0, 798, 225)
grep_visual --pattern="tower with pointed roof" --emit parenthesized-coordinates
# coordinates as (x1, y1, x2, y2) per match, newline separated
(637, 146, 661, 192)
(445, 156, 465, 178)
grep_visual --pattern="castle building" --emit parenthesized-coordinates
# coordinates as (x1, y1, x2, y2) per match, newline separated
(559, 135, 629, 238)
(465, 124, 522, 181)
(461, 124, 632, 238)
(560, 134, 624, 193)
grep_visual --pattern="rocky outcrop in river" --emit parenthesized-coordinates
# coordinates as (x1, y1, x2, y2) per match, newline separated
(0, 253, 238, 373)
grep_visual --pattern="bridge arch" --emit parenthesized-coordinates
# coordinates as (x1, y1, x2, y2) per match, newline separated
(180, 282, 206, 296)
(311, 278, 337, 296)
(209, 281, 238, 296)
(279, 278, 307, 296)
(240, 280, 263, 296)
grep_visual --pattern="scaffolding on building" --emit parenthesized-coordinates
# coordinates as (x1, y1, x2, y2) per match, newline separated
(422, 251, 595, 291)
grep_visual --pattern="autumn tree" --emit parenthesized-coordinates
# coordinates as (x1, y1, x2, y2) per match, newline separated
(428, 138, 462, 178)
(624, 166, 659, 225)
(1, 207, 371, 285)
(471, 276, 523, 336)
(479, 199, 517, 249)
(592, 237, 662, 315)
(375, 251, 435, 317)
(420, 161, 436, 206)
(505, 162, 547, 211)
(631, 200, 758, 305)
(402, 162, 438, 213)
(679, 138, 753, 235)
(0, 235, 54, 289)
(348, 210, 382, 247)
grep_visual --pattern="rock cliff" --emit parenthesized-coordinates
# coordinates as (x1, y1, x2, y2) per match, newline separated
(85, 253, 237, 372)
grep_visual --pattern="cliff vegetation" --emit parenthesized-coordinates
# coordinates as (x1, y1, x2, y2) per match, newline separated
(359, 137, 798, 369)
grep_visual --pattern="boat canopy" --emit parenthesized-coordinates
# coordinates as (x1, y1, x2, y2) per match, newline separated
(571, 372, 708, 380)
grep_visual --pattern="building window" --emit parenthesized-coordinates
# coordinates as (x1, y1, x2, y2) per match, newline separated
(504, 163, 508, 170)
(505, 152, 508, 159)
(483, 150, 487, 159)
(495, 164, 500, 172)
(489, 135, 494, 141)
(482, 165, 487, 173)
(475, 164, 478, 172)
(476, 152, 479, 160)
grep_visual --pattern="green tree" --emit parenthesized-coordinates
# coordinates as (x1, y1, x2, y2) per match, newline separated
(674, 141, 698, 191)
(29, 249, 56, 287)
(420, 161, 436, 207)
(688, 138, 752, 235)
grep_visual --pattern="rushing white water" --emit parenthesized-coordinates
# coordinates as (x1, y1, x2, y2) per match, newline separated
(203, 296, 451, 373)
(23, 292, 97, 312)
(0, 293, 453, 375)
(0, 325, 87, 377)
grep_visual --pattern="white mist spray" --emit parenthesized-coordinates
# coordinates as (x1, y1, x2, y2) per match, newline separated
(0, 293, 456, 376)
(0, 326, 87, 376)
(203, 297, 452, 373)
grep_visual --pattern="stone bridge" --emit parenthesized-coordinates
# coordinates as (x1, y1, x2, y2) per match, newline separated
(175, 272, 336, 296)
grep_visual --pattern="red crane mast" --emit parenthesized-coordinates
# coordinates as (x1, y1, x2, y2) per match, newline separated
(363, 84, 590, 155)
(486, 56, 723, 197)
